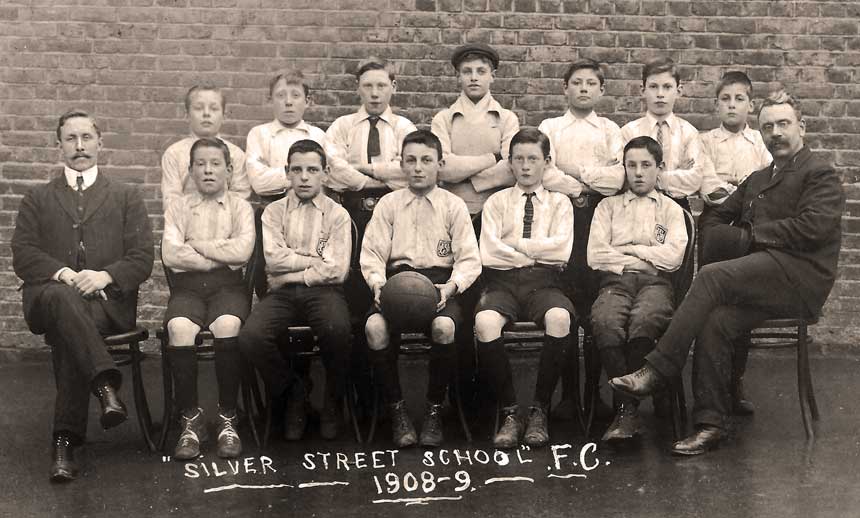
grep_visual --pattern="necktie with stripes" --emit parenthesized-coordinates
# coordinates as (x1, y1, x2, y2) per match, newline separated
(522, 192, 536, 238)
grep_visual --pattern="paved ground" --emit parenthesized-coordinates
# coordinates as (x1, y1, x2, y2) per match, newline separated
(2, 350, 859, 518)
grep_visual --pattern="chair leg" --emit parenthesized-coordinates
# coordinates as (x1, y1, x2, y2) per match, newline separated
(796, 324, 816, 440)
(262, 395, 273, 449)
(158, 336, 174, 452)
(670, 378, 686, 442)
(240, 366, 261, 449)
(345, 377, 363, 444)
(582, 343, 599, 438)
(451, 380, 472, 442)
(130, 340, 157, 452)
(367, 384, 380, 444)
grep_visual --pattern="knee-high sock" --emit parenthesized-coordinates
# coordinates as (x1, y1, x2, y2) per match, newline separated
(168, 346, 198, 412)
(477, 338, 516, 408)
(426, 341, 456, 405)
(214, 337, 242, 412)
(626, 337, 656, 373)
(534, 334, 570, 408)
(370, 347, 402, 404)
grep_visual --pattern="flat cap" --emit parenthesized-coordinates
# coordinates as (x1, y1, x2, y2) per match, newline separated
(450, 43, 499, 70)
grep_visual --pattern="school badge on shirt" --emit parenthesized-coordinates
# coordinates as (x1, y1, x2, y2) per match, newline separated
(654, 224, 667, 244)
(316, 237, 329, 256)
(436, 240, 452, 257)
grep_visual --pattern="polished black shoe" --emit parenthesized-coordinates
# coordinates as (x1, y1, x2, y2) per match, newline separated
(732, 377, 755, 416)
(418, 403, 444, 448)
(523, 405, 549, 447)
(671, 425, 724, 456)
(49, 434, 79, 483)
(601, 403, 642, 443)
(95, 384, 127, 430)
(390, 400, 417, 448)
(493, 405, 522, 449)
(609, 364, 665, 399)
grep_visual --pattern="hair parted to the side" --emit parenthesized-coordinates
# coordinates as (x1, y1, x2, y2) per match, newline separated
(642, 57, 681, 86)
(287, 139, 327, 169)
(268, 69, 310, 98)
(184, 83, 226, 112)
(715, 70, 753, 98)
(564, 58, 606, 86)
(355, 57, 396, 81)
(401, 129, 443, 160)
(623, 135, 663, 166)
(759, 86, 802, 120)
(56, 109, 101, 141)
(509, 128, 551, 159)
(189, 137, 231, 165)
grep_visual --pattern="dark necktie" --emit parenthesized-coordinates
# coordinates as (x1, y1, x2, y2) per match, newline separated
(75, 175, 85, 217)
(367, 115, 381, 163)
(75, 175, 86, 268)
(522, 192, 536, 238)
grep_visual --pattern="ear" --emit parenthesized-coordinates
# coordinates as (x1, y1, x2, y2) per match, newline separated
(306, 94, 314, 108)
(798, 117, 806, 136)
(598, 82, 605, 95)
(677, 83, 684, 95)
(748, 99, 756, 114)
(391, 79, 397, 92)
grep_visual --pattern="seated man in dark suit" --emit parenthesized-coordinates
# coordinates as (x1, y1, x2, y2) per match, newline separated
(11, 110, 154, 482)
(609, 89, 844, 455)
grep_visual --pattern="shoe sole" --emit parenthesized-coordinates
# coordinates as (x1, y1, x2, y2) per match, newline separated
(50, 469, 77, 483)
(671, 442, 718, 456)
(607, 380, 650, 400)
(100, 408, 128, 430)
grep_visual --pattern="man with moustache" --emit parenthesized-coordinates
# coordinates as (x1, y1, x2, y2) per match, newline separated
(12, 110, 154, 481)
(609, 89, 844, 455)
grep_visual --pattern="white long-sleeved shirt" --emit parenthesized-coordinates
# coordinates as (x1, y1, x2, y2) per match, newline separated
(244, 120, 326, 197)
(324, 106, 417, 192)
(162, 191, 255, 273)
(538, 110, 625, 196)
(262, 191, 351, 287)
(480, 185, 574, 270)
(587, 190, 687, 275)
(698, 124, 773, 204)
(360, 187, 481, 293)
(621, 113, 713, 199)
(161, 135, 251, 210)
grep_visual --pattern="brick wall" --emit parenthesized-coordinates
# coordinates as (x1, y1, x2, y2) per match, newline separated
(2, 0, 859, 354)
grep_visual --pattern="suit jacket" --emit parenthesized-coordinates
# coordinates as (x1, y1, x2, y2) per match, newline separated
(700, 146, 844, 316)
(11, 173, 154, 335)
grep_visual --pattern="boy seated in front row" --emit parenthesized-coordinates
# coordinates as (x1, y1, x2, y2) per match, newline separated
(587, 136, 688, 443)
(239, 140, 353, 441)
(474, 128, 575, 449)
(361, 130, 481, 448)
(161, 84, 251, 210)
(161, 137, 256, 460)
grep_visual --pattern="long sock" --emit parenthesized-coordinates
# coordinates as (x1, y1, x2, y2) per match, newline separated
(626, 337, 656, 372)
(600, 346, 635, 408)
(214, 337, 242, 412)
(426, 341, 456, 404)
(370, 347, 402, 404)
(477, 338, 516, 408)
(533, 334, 570, 407)
(168, 346, 198, 412)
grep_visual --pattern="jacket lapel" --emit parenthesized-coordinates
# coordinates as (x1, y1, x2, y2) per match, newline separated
(50, 175, 80, 223)
(755, 147, 809, 196)
(82, 174, 111, 223)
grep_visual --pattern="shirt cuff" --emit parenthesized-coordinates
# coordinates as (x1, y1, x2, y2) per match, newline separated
(53, 267, 73, 282)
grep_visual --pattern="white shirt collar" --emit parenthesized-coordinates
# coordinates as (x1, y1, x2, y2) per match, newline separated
(451, 93, 503, 116)
(356, 105, 395, 126)
(63, 165, 98, 190)
(561, 110, 601, 129)
(645, 112, 677, 131)
(513, 183, 546, 203)
(622, 188, 661, 205)
(715, 123, 757, 144)
(269, 119, 311, 135)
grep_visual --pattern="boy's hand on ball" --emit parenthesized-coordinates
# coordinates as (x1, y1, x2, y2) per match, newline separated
(371, 283, 384, 309)
(435, 282, 457, 311)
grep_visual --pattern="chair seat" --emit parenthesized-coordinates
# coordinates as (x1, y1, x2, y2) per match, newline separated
(756, 317, 819, 328)
(104, 327, 149, 346)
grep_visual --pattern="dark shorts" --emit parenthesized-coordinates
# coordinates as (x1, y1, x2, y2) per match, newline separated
(476, 266, 576, 325)
(367, 266, 463, 333)
(163, 268, 250, 328)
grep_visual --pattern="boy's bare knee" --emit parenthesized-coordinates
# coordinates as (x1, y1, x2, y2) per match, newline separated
(431, 317, 456, 344)
(209, 314, 242, 338)
(167, 317, 200, 346)
(544, 307, 571, 337)
(365, 314, 390, 351)
(475, 310, 505, 342)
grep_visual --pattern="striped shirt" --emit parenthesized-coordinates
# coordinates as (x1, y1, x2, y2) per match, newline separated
(699, 124, 773, 204)
(324, 106, 417, 192)
(262, 191, 352, 287)
(587, 190, 687, 275)
(161, 135, 251, 210)
(244, 120, 327, 197)
(538, 110, 626, 196)
(480, 185, 574, 270)
(360, 187, 481, 293)
(621, 113, 713, 199)
(162, 191, 255, 273)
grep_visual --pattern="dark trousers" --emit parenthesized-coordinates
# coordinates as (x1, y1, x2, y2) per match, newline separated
(591, 272, 674, 350)
(239, 285, 352, 398)
(36, 283, 124, 440)
(645, 252, 810, 429)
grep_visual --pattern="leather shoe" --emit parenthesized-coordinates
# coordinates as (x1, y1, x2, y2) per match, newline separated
(50, 434, 79, 483)
(609, 364, 665, 399)
(671, 425, 724, 456)
(95, 384, 127, 430)
(601, 402, 642, 442)
(732, 377, 755, 416)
